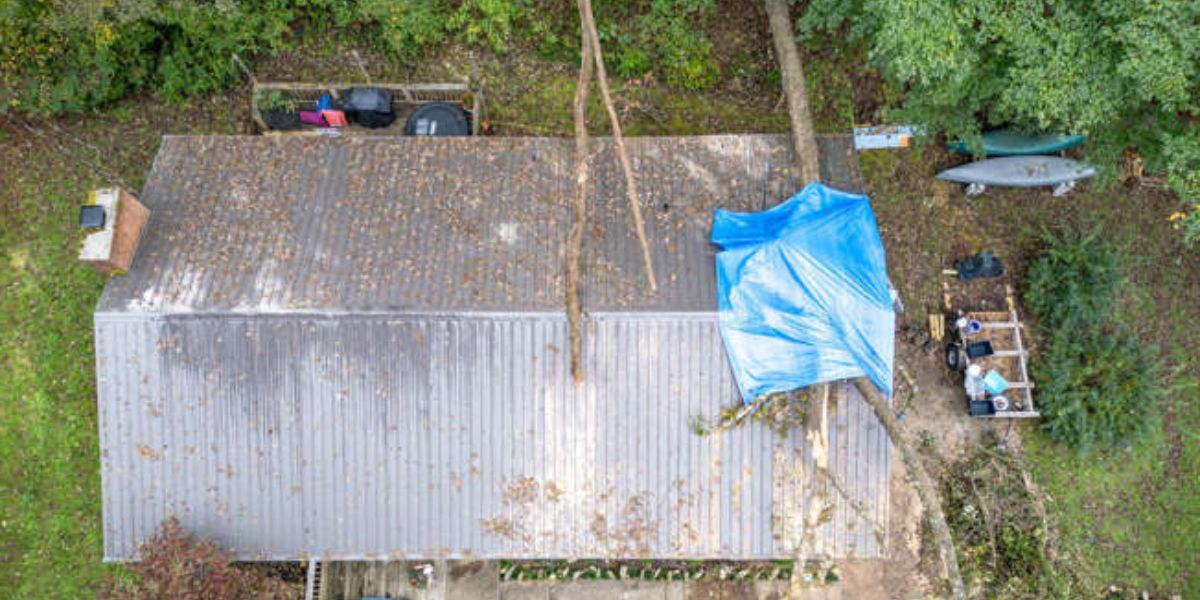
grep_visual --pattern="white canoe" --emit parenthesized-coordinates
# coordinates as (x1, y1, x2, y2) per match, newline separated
(936, 156, 1095, 187)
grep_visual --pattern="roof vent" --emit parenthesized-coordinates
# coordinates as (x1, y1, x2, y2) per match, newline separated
(78, 187, 150, 275)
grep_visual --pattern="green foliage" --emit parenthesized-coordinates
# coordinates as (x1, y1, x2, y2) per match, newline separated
(1164, 129, 1200, 203)
(1, 0, 728, 113)
(451, 0, 525, 52)
(796, 1, 1200, 184)
(253, 89, 292, 112)
(1170, 208, 1200, 250)
(1024, 228, 1162, 452)
(1025, 228, 1121, 331)
(0, 0, 457, 114)
(357, 0, 451, 59)
(1163, 129, 1200, 248)
(638, 0, 719, 90)
(942, 447, 1075, 597)
(614, 47, 651, 79)
(1, 1, 298, 112)
(1034, 330, 1162, 452)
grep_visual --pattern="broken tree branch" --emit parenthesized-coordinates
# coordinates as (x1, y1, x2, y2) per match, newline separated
(764, 0, 821, 184)
(567, 0, 596, 385)
(578, 0, 657, 293)
(853, 377, 966, 600)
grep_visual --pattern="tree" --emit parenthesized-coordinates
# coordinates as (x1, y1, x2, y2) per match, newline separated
(766, 1, 964, 596)
(797, 0, 1200, 198)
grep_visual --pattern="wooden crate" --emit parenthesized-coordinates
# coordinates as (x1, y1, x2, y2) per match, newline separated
(251, 81, 482, 136)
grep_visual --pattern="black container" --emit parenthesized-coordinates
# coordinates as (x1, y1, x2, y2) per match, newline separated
(405, 102, 471, 136)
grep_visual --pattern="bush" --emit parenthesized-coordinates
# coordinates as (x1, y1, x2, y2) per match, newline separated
(1034, 330, 1161, 451)
(1025, 228, 1121, 331)
(1025, 228, 1161, 452)
(639, 0, 719, 90)
(98, 518, 294, 600)
(357, 0, 450, 59)
(1164, 128, 1200, 249)
(450, 0, 525, 52)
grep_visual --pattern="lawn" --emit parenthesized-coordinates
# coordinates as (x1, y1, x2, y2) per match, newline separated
(0, 96, 246, 595)
(1, 125, 115, 595)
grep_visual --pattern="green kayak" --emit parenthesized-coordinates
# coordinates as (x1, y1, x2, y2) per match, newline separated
(948, 129, 1086, 157)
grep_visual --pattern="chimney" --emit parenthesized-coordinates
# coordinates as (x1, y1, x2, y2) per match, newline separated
(78, 187, 150, 275)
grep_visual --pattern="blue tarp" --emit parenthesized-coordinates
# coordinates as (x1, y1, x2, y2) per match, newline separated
(712, 182, 895, 403)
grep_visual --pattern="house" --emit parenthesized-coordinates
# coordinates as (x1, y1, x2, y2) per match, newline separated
(93, 134, 890, 562)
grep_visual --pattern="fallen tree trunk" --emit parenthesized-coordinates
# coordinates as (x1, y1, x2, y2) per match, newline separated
(854, 376, 966, 600)
(578, 0, 657, 294)
(566, 3, 595, 385)
(764, 0, 821, 185)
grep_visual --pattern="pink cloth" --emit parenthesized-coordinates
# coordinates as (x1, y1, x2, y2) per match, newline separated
(299, 111, 325, 126)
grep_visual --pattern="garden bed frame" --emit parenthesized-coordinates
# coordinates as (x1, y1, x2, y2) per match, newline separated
(250, 81, 482, 136)
(962, 306, 1039, 418)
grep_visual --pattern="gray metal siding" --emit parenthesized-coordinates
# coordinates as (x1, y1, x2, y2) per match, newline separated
(97, 313, 888, 561)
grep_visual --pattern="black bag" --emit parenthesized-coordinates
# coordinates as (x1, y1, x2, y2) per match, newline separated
(342, 87, 396, 129)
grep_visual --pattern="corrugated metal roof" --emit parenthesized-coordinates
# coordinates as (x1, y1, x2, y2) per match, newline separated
(98, 135, 862, 315)
(95, 134, 887, 561)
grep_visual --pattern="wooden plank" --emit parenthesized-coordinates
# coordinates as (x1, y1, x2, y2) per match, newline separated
(979, 321, 1022, 330)
(1008, 308, 1036, 411)
(255, 81, 468, 92)
(977, 411, 1041, 419)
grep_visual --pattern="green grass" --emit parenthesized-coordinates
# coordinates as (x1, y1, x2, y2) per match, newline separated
(0, 93, 245, 595)
(863, 146, 1200, 597)
(0, 132, 112, 595)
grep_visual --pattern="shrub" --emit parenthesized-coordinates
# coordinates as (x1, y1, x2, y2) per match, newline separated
(639, 0, 719, 90)
(450, 0, 525, 52)
(1034, 329, 1161, 451)
(614, 47, 651, 79)
(98, 518, 294, 600)
(356, 0, 450, 59)
(1025, 228, 1161, 451)
(1025, 228, 1121, 331)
